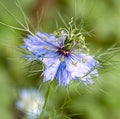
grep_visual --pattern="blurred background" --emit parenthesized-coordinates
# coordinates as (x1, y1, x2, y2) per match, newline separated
(0, 0, 120, 119)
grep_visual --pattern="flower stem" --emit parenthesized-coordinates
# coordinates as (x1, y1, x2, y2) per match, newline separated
(40, 82, 52, 119)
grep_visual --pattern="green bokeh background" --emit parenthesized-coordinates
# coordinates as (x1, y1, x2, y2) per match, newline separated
(0, 0, 120, 119)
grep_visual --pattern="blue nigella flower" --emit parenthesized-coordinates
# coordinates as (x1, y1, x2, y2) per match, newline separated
(22, 31, 100, 86)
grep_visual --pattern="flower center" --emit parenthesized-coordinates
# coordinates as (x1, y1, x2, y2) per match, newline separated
(57, 47, 71, 56)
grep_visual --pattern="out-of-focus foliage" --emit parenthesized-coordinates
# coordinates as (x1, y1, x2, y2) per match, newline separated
(0, 0, 120, 119)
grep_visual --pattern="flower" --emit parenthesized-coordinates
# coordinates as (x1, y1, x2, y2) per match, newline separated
(16, 89, 45, 119)
(22, 31, 100, 86)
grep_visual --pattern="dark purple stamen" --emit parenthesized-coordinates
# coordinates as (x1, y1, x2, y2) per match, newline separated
(57, 47, 71, 57)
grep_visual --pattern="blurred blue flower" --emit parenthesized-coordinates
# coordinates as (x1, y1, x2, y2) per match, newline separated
(22, 31, 99, 86)
(16, 89, 44, 119)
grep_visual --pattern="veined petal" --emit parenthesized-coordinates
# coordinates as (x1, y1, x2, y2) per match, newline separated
(23, 34, 58, 60)
(23, 36, 45, 45)
(43, 58, 60, 82)
(66, 54, 99, 81)
(27, 34, 53, 46)
(37, 32, 61, 47)
(27, 44, 55, 56)
(84, 55, 99, 68)
(43, 51, 60, 58)
(67, 61, 90, 78)
(56, 61, 72, 86)
(23, 37, 55, 51)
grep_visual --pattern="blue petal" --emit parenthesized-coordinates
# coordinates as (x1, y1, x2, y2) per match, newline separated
(65, 54, 99, 82)
(84, 55, 99, 69)
(66, 60, 90, 78)
(37, 32, 61, 47)
(43, 58, 60, 82)
(23, 35, 58, 60)
(56, 61, 72, 86)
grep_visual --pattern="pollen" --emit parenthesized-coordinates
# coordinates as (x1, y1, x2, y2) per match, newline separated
(42, 46, 50, 50)
(60, 56, 64, 61)
(82, 57, 88, 63)
(63, 50, 69, 55)
(72, 61, 78, 67)
(42, 36, 47, 41)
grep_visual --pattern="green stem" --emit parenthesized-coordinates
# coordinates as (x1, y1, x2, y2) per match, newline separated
(40, 82, 52, 119)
